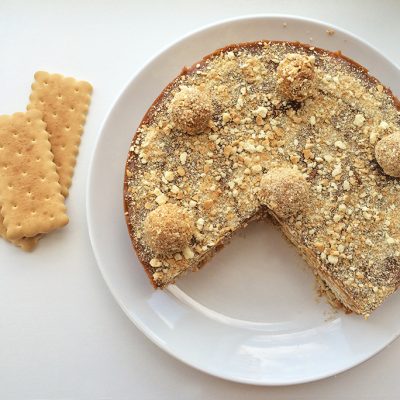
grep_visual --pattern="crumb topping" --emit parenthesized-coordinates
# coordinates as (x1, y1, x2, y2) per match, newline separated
(125, 41, 400, 316)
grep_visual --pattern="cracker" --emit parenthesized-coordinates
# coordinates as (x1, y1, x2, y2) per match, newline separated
(28, 71, 92, 197)
(0, 110, 69, 240)
(0, 213, 39, 251)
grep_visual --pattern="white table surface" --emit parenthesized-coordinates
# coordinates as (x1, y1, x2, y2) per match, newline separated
(1, 0, 399, 398)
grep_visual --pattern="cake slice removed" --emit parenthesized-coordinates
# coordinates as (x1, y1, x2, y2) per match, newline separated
(124, 41, 400, 317)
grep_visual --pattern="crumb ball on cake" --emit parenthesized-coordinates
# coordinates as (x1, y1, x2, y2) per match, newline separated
(143, 203, 194, 255)
(375, 132, 400, 177)
(169, 86, 213, 134)
(276, 53, 316, 101)
(258, 167, 309, 218)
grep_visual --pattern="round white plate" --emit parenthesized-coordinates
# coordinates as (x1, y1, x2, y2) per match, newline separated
(87, 15, 400, 385)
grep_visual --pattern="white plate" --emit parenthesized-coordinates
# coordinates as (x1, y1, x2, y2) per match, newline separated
(87, 15, 400, 385)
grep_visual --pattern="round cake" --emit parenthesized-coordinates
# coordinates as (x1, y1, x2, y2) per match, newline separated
(124, 40, 400, 317)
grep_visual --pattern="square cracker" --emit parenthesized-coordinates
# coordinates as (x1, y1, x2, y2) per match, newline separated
(0, 213, 39, 251)
(28, 71, 92, 197)
(0, 110, 69, 240)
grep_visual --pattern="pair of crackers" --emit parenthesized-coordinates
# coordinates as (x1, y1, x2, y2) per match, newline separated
(0, 72, 92, 250)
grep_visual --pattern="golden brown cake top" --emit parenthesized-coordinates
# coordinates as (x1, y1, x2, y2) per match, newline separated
(124, 41, 400, 316)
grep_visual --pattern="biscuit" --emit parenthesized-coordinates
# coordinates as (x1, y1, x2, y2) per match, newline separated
(0, 110, 69, 240)
(28, 71, 92, 197)
(0, 213, 39, 251)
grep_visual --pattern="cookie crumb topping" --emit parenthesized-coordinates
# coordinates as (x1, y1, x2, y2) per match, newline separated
(125, 41, 400, 315)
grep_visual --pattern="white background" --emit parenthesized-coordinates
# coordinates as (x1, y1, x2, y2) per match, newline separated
(0, 0, 399, 398)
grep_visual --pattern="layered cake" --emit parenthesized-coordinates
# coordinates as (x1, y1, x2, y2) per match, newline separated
(124, 41, 400, 317)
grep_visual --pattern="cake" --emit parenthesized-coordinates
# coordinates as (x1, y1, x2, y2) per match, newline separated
(124, 40, 400, 317)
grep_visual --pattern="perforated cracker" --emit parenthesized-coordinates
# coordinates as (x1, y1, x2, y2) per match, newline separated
(0, 213, 39, 251)
(28, 71, 92, 197)
(0, 110, 69, 240)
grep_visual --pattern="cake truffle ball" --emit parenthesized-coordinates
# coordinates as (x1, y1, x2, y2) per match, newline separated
(143, 203, 194, 255)
(170, 86, 213, 135)
(375, 131, 400, 177)
(276, 53, 316, 101)
(258, 167, 309, 218)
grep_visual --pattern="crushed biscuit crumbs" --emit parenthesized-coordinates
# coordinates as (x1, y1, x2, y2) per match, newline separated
(124, 40, 400, 316)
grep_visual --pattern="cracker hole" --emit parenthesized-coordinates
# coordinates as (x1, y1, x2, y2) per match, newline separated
(44, 81, 48, 85)
(40, 99, 44, 104)
(7, 183, 13, 189)
(31, 138, 36, 143)
(45, 195, 50, 200)
(50, 214, 55, 220)
(36, 157, 41, 162)
(3, 164, 8, 170)
(31, 210, 36, 215)
(65, 125, 71, 130)
(16, 150, 22, 156)
(53, 112, 57, 117)
(21, 171, 27, 177)
(41, 176, 46, 182)
(12, 204, 17, 209)
(74, 88, 79, 92)
(57, 94, 62, 99)
(70, 106, 75, 111)
(27, 118, 31, 123)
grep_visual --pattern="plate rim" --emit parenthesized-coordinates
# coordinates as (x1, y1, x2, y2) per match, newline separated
(86, 14, 400, 386)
